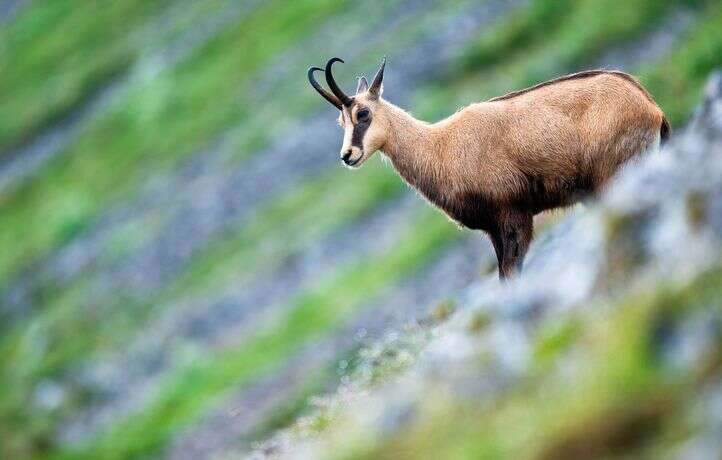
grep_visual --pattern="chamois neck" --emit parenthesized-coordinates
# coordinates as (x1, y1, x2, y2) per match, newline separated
(379, 101, 442, 195)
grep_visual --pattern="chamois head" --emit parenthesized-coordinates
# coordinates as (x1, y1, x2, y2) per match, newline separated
(308, 57, 387, 168)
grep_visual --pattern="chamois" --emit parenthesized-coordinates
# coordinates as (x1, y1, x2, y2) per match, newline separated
(308, 57, 670, 279)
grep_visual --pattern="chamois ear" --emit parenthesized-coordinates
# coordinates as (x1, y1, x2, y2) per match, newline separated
(368, 57, 385, 100)
(356, 76, 369, 94)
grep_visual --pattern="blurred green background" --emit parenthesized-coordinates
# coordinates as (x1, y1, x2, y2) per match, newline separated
(0, 0, 721, 458)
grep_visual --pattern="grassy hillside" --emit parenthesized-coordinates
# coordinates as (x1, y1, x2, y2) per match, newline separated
(1, 1, 721, 459)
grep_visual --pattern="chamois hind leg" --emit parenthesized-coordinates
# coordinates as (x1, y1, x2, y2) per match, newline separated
(490, 209, 533, 280)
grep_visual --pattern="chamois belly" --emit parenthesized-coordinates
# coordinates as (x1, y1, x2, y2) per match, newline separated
(435, 192, 499, 231)
(520, 172, 597, 214)
(429, 169, 594, 229)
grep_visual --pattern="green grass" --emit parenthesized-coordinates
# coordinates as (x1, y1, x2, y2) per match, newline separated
(0, 0, 347, 288)
(642, 1, 722, 123)
(52, 209, 461, 460)
(0, 0, 439, 292)
(0, 160, 404, 459)
(457, 0, 577, 73)
(0, 160, 401, 384)
(163, 163, 402, 300)
(0, 0, 172, 153)
(416, 0, 710, 121)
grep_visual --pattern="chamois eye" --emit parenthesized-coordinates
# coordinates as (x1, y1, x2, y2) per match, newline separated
(357, 109, 370, 122)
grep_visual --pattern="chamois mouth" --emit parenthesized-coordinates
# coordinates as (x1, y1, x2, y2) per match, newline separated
(341, 149, 364, 167)
(343, 155, 362, 167)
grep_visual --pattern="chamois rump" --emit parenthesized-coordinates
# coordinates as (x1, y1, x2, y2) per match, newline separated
(308, 57, 670, 279)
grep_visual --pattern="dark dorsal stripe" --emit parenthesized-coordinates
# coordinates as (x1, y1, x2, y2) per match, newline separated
(488, 69, 656, 104)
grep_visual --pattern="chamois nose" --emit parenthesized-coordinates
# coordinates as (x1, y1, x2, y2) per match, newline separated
(342, 149, 353, 163)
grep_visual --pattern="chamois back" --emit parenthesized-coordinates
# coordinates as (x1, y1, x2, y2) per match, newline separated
(488, 69, 657, 104)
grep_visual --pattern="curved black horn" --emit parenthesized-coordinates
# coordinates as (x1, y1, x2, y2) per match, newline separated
(369, 56, 386, 97)
(324, 57, 353, 107)
(308, 66, 342, 109)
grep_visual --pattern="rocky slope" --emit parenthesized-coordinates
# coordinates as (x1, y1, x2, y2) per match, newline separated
(2, 2, 720, 459)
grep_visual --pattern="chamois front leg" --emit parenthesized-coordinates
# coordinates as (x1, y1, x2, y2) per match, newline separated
(489, 209, 533, 280)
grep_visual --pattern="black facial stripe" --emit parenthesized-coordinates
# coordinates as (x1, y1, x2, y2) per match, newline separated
(351, 120, 370, 148)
